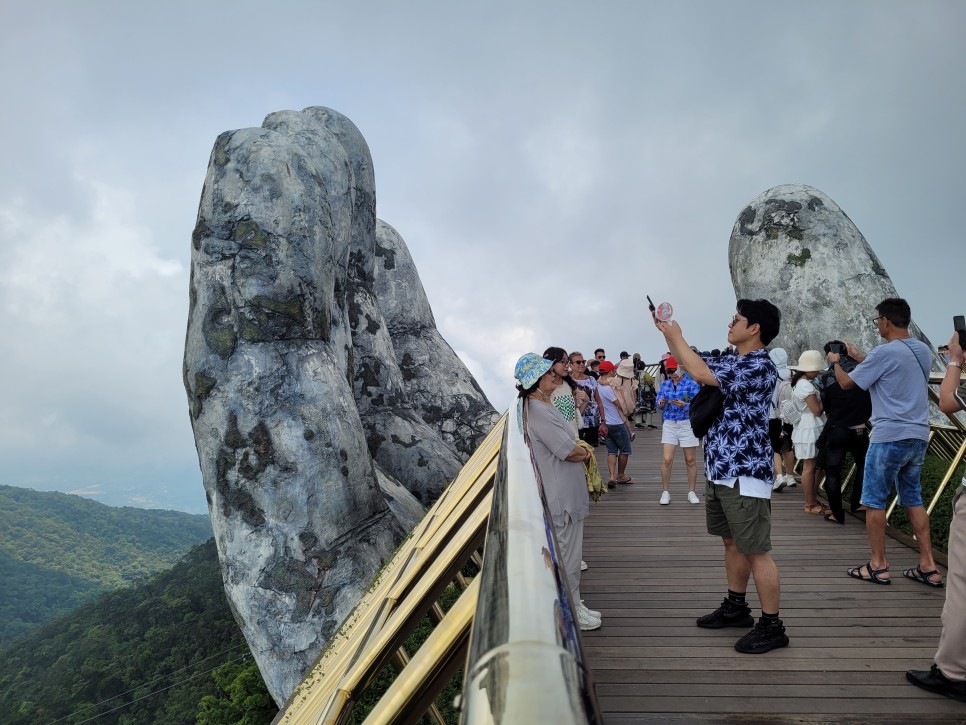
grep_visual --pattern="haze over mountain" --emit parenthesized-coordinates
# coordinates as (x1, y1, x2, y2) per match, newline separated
(0, 484, 211, 647)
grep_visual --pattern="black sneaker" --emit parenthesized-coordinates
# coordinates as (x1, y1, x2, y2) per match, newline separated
(696, 599, 754, 629)
(734, 619, 790, 654)
(906, 664, 966, 703)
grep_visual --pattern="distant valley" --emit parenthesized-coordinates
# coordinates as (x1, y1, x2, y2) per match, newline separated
(0, 484, 212, 647)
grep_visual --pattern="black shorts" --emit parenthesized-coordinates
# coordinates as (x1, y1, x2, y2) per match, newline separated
(768, 418, 793, 454)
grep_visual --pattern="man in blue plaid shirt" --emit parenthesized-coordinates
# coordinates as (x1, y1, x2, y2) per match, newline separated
(656, 356, 702, 505)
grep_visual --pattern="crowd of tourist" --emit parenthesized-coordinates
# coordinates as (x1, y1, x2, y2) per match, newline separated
(513, 297, 965, 703)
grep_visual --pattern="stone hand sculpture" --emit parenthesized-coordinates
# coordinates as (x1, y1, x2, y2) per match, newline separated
(729, 184, 943, 371)
(183, 106, 498, 703)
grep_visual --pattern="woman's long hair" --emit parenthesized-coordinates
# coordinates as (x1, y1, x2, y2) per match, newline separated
(790, 369, 809, 387)
(542, 346, 578, 391)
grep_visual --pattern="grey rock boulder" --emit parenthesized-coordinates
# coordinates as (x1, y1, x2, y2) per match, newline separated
(729, 184, 944, 371)
(184, 106, 496, 704)
(373, 220, 500, 460)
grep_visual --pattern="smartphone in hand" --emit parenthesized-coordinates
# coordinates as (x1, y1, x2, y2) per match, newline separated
(955, 315, 966, 348)
(647, 295, 656, 313)
(829, 342, 846, 355)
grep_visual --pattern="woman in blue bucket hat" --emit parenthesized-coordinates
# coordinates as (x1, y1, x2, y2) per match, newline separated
(514, 352, 601, 631)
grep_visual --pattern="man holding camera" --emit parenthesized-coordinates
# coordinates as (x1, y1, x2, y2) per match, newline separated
(828, 298, 941, 587)
(906, 327, 966, 703)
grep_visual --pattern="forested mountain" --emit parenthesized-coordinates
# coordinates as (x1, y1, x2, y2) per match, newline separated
(0, 484, 212, 646)
(0, 538, 277, 724)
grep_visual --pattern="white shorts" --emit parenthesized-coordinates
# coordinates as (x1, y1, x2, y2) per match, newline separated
(662, 419, 699, 448)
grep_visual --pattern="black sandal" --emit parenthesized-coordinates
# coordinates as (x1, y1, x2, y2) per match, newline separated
(847, 561, 891, 585)
(903, 566, 944, 588)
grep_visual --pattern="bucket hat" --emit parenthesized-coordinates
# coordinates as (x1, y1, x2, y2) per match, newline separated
(789, 349, 826, 373)
(769, 347, 791, 380)
(616, 359, 635, 378)
(514, 352, 553, 389)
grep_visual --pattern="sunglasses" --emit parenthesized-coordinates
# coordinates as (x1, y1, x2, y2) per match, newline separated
(572, 360, 586, 365)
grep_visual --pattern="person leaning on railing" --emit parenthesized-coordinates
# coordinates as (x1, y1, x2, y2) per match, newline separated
(906, 331, 966, 703)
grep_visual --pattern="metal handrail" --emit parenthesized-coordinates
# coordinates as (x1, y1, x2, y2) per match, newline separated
(274, 417, 504, 724)
(461, 409, 603, 724)
(274, 405, 602, 723)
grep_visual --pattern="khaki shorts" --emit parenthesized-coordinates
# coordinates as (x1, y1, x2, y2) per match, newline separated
(705, 480, 772, 554)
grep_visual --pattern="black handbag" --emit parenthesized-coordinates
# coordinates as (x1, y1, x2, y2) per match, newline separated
(689, 384, 724, 437)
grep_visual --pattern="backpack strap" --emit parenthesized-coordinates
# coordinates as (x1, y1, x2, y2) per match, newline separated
(898, 339, 929, 382)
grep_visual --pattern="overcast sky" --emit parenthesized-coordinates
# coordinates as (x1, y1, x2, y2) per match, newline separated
(1, 1, 963, 514)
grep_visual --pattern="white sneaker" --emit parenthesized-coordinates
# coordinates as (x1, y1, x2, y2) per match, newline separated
(688, 490, 700, 504)
(659, 490, 671, 505)
(579, 601, 602, 619)
(577, 607, 601, 630)
(784, 474, 798, 488)
(773, 476, 787, 492)
(580, 560, 588, 571)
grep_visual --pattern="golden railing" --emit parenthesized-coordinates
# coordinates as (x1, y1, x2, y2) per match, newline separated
(274, 409, 602, 724)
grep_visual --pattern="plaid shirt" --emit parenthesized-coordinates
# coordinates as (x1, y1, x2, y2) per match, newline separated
(657, 374, 701, 422)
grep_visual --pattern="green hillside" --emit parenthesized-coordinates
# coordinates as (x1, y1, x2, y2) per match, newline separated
(0, 538, 277, 724)
(0, 485, 212, 647)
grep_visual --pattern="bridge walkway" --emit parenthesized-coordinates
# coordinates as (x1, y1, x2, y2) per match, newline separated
(580, 426, 961, 722)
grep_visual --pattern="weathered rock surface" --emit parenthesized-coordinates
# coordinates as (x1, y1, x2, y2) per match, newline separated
(183, 106, 497, 704)
(729, 184, 944, 372)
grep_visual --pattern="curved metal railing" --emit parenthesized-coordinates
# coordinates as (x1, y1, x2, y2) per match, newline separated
(460, 408, 602, 724)
(273, 408, 601, 723)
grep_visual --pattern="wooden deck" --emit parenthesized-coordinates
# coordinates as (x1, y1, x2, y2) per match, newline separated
(580, 427, 962, 723)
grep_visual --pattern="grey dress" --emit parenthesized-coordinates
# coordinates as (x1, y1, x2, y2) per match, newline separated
(525, 399, 590, 527)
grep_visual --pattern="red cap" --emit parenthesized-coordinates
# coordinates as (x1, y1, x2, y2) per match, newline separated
(598, 360, 617, 373)
(665, 356, 678, 370)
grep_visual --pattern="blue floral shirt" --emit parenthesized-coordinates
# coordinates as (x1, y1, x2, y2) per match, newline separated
(657, 374, 701, 422)
(703, 350, 778, 483)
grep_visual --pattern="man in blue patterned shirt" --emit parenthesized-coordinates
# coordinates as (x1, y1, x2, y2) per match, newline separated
(654, 298, 787, 654)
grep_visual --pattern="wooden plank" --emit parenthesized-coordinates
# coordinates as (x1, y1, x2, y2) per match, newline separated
(578, 429, 958, 721)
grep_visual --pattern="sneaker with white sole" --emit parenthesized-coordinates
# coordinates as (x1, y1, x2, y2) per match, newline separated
(772, 476, 787, 492)
(579, 601, 602, 619)
(577, 607, 601, 630)
(659, 490, 671, 505)
(784, 474, 798, 488)
(688, 490, 700, 504)
(580, 560, 588, 571)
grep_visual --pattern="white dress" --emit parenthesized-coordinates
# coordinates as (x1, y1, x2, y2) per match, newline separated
(790, 378, 826, 459)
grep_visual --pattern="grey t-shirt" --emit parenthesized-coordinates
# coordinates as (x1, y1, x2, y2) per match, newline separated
(525, 399, 590, 526)
(848, 338, 930, 443)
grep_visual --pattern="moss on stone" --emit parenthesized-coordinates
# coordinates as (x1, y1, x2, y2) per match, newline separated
(251, 294, 305, 323)
(189, 371, 218, 419)
(205, 327, 238, 359)
(230, 219, 270, 249)
(787, 247, 812, 266)
(202, 285, 237, 359)
(224, 412, 247, 450)
(239, 318, 270, 343)
(212, 133, 231, 167)
(192, 219, 212, 251)
(399, 353, 417, 382)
